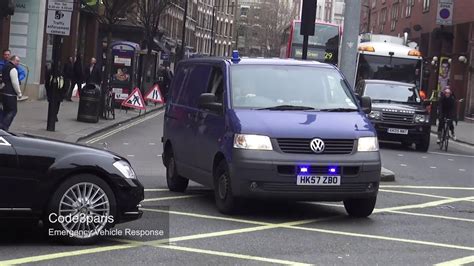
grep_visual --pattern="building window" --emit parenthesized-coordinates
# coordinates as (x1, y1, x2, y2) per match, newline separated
(380, 7, 387, 25)
(390, 3, 399, 31)
(423, 0, 430, 12)
(405, 0, 414, 17)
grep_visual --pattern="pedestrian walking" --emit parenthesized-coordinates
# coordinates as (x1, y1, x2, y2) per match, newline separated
(73, 55, 83, 96)
(84, 57, 102, 85)
(0, 49, 26, 83)
(63, 56, 74, 101)
(0, 55, 22, 131)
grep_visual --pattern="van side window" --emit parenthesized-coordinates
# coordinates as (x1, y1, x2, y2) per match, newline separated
(176, 65, 212, 108)
(171, 65, 190, 102)
(208, 67, 224, 104)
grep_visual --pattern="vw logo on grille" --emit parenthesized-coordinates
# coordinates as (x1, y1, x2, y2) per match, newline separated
(310, 138, 325, 153)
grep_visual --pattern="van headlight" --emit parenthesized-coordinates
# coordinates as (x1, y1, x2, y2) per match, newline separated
(357, 137, 379, 152)
(414, 114, 430, 123)
(113, 161, 137, 179)
(233, 134, 273, 150)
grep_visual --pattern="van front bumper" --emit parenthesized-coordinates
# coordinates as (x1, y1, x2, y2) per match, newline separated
(229, 150, 381, 201)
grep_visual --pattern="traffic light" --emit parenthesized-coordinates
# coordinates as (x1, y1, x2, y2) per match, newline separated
(0, 0, 15, 18)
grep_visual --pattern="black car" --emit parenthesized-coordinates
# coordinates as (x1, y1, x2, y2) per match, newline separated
(0, 130, 144, 244)
(355, 80, 431, 152)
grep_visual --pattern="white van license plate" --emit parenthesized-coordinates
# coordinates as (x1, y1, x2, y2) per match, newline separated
(387, 128, 408, 135)
(296, 175, 341, 186)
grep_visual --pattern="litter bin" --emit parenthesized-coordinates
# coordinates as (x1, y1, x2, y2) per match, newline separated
(77, 83, 101, 123)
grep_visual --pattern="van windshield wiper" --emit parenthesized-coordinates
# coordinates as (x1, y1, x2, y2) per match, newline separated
(257, 105, 316, 111)
(319, 108, 358, 112)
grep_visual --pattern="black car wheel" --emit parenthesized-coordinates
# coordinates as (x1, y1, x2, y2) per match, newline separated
(343, 197, 377, 218)
(46, 174, 117, 245)
(416, 134, 430, 152)
(214, 160, 239, 214)
(166, 151, 189, 192)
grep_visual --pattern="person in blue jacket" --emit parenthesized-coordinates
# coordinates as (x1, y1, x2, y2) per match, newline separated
(0, 49, 26, 82)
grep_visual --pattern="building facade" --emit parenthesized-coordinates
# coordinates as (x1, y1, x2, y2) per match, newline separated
(360, 0, 474, 119)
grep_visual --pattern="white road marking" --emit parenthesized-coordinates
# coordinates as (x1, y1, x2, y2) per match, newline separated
(85, 111, 164, 144)
(123, 142, 129, 145)
(379, 189, 452, 200)
(422, 156, 428, 158)
(435, 255, 474, 266)
(149, 143, 156, 145)
(157, 154, 162, 157)
(374, 196, 474, 213)
(142, 195, 202, 202)
(158, 245, 312, 266)
(459, 169, 466, 172)
(380, 185, 474, 191)
(400, 164, 407, 167)
(397, 154, 404, 157)
(430, 166, 437, 169)
(144, 188, 169, 192)
(387, 210, 474, 223)
(127, 155, 135, 157)
(428, 151, 474, 158)
(448, 158, 454, 161)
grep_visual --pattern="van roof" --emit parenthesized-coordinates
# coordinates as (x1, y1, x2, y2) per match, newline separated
(180, 57, 333, 67)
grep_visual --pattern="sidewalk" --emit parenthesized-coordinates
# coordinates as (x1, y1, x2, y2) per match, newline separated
(10, 99, 163, 143)
(431, 121, 474, 146)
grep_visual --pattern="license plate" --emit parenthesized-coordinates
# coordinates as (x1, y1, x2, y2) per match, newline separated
(115, 93, 128, 100)
(387, 128, 408, 135)
(296, 175, 341, 186)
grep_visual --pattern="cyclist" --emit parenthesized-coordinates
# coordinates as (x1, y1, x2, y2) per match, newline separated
(437, 87, 456, 143)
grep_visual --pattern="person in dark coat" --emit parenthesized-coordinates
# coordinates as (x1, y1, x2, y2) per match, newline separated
(63, 56, 74, 101)
(437, 87, 457, 143)
(84, 57, 102, 85)
(73, 55, 83, 96)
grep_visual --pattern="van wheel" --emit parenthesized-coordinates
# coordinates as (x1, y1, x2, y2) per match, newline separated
(166, 151, 189, 192)
(214, 160, 239, 214)
(46, 174, 116, 245)
(343, 197, 376, 218)
(416, 134, 430, 152)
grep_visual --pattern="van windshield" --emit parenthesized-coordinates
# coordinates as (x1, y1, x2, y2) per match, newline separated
(230, 65, 358, 110)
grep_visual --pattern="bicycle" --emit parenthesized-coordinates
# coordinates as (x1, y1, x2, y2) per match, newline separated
(103, 85, 115, 120)
(439, 118, 452, 151)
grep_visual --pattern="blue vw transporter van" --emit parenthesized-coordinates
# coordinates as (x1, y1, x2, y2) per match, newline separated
(162, 56, 381, 217)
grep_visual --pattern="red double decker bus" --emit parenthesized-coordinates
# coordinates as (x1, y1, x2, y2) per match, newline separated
(281, 20, 341, 66)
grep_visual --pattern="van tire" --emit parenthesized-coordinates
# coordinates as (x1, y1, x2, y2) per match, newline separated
(214, 160, 239, 214)
(166, 151, 189, 192)
(343, 197, 376, 218)
(416, 134, 430, 152)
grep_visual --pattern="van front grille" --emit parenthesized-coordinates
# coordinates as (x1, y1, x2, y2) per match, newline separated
(382, 112, 414, 124)
(276, 139, 355, 154)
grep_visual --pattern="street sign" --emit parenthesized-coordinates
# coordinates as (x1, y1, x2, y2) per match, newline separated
(46, 9, 72, 36)
(122, 88, 146, 110)
(436, 0, 453, 26)
(145, 85, 164, 103)
(48, 0, 74, 12)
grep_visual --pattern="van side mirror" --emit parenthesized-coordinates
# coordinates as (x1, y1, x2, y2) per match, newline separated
(361, 96, 372, 114)
(198, 93, 223, 113)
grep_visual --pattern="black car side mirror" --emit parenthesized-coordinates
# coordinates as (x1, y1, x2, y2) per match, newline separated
(361, 96, 372, 114)
(198, 93, 223, 113)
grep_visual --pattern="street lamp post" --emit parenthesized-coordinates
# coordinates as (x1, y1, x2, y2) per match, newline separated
(178, 0, 189, 62)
